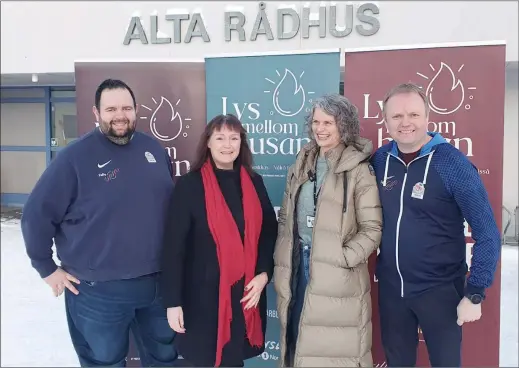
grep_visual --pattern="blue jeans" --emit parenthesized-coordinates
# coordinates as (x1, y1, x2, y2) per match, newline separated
(290, 240, 311, 349)
(300, 241, 311, 281)
(64, 273, 178, 367)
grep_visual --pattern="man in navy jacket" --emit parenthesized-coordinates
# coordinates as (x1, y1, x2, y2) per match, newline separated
(370, 82, 500, 367)
(21, 79, 178, 367)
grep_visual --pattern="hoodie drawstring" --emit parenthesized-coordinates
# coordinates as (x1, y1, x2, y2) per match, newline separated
(383, 151, 434, 187)
(422, 151, 434, 185)
(382, 154, 390, 187)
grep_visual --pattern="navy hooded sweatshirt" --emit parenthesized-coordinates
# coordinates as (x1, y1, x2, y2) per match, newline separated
(370, 132, 501, 299)
(21, 128, 174, 282)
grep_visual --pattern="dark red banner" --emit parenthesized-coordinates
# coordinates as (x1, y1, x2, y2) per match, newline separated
(75, 61, 206, 178)
(344, 43, 506, 367)
(74, 61, 207, 364)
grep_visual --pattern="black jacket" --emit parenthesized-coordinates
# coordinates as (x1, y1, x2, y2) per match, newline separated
(160, 167, 278, 366)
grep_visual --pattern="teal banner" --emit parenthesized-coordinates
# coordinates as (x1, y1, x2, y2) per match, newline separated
(205, 50, 340, 366)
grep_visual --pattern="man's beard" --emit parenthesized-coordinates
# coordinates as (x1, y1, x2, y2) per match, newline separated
(99, 119, 136, 145)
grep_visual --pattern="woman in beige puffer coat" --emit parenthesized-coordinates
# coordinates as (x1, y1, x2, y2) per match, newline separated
(273, 94, 382, 367)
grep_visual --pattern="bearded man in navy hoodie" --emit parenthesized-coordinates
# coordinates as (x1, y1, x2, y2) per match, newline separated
(370, 83, 501, 367)
(21, 79, 178, 367)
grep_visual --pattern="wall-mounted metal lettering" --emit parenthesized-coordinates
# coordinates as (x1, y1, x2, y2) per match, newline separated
(123, 1, 380, 45)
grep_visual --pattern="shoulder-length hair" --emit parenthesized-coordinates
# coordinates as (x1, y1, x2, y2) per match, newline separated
(191, 114, 254, 175)
(304, 93, 362, 150)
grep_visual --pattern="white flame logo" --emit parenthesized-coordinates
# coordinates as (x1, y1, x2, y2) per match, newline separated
(417, 62, 477, 115)
(140, 97, 191, 142)
(264, 69, 313, 117)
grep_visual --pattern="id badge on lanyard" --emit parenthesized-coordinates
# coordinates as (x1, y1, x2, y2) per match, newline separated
(307, 177, 320, 228)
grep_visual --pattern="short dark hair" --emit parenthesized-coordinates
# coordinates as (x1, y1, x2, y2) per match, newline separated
(191, 114, 254, 176)
(94, 79, 137, 111)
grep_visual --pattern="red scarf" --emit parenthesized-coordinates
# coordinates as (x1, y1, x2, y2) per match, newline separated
(201, 159, 264, 367)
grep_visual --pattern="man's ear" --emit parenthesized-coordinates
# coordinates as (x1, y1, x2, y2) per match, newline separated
(92, 105, 100, 123)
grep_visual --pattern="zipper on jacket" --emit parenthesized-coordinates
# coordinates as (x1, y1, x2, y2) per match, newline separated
(395, 171, 407, 297)
(386, 152, 434, 298)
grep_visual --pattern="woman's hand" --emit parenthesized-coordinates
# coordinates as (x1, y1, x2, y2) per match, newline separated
(167, 306, 186, 333)
(240, 272, 268, 310)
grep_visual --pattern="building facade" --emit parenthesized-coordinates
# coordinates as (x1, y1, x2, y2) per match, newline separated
(1, 1, 518, 235)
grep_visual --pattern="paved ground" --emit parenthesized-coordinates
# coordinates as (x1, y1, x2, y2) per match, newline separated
(0, 207, 22, 221)
(1, 212, 518, 367)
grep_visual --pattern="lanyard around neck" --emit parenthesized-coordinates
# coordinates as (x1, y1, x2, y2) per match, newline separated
(311, 149, 327, 215)
(312, 155, 324, 215)
(313, 176, 320, 215)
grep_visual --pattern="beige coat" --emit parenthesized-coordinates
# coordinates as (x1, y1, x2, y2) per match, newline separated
(273, 138, 382, 367)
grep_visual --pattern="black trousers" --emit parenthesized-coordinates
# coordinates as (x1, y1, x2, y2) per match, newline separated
(180, 358, 244, 367)
(180, 342, 246, 367)
(378, 277, 464, 367)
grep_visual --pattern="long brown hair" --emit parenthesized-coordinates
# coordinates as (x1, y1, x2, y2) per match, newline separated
(191, 114, 255, 175)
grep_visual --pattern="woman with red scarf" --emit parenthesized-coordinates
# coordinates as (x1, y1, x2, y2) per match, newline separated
(160, 114, 278, 367)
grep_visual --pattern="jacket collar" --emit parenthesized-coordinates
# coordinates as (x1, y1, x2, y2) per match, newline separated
(293, 137, 373, 179)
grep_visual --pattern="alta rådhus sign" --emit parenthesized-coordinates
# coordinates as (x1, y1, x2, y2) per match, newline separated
(123, 2, 380, 45)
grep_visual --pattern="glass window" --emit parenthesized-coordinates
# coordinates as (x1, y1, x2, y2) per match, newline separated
(51, 90, 76, 98)
(1, 88, 45, 99)
(51, 102, 78, 147)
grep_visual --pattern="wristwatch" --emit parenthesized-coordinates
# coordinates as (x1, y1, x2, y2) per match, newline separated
(467, 293, 483, 304)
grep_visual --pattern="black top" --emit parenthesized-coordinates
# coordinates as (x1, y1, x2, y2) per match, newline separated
(159, 167, 278, 366)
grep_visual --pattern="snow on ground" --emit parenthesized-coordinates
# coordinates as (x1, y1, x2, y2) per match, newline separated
(1, 217, 518, 367)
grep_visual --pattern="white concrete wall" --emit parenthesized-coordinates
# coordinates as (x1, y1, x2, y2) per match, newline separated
(1, 1, 517, 74)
